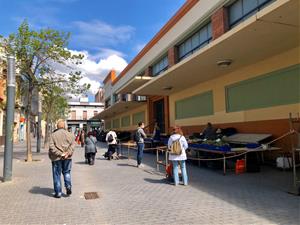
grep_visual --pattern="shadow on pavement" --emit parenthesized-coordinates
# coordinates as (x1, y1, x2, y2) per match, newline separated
(144, 178, 171, 185)
(117, 163, 137, 168)
(75, 161, 87, 165)
(29, 186, 54, 197)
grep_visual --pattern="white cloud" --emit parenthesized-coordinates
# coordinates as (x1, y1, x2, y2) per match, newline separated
(79, 76, 101, 95)
(65, 49, 128, 97)
(72, 20, 135, 50)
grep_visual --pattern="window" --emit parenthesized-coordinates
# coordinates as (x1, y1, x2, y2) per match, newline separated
(152, 55, 168, 76)
(71, 110, 76, 120)
(226, 64, 300, 112)
(83, 111, 87, 120)
(105, 98, 111, 108)
(228, 0, 275, 28)
(175, 91, 214, 119)
(178, 22, 212, 61)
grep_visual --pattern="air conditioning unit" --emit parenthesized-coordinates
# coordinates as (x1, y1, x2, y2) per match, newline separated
(125, 94, 134, 102)
(136, 95, 146, 101)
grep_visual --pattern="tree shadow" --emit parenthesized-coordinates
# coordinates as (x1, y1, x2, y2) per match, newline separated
(29, 186, 54, 197)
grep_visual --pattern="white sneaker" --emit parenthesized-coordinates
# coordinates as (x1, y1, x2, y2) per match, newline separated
(139, 164, 144, 168)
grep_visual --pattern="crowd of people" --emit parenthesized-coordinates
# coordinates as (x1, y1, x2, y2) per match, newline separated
(48, 119, 198, 198)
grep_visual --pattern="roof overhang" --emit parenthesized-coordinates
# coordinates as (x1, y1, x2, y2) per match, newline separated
(116, 76, 152, 94)
(92, 101, 146, 120)
(133, 0, 299, 96)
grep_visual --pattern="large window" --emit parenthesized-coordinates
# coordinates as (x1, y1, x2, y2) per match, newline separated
(229, 0, 275, 28)
(152, 55, 168, 76)
(175, 91, 214, 120)
(132, 111, 145, 125)
(178, 22, 212, 61)
(226, 64, 300, 112)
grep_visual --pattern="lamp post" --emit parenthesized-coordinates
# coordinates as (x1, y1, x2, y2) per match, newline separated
(3, 55, 16, 182)
(36, 92, 42, 153)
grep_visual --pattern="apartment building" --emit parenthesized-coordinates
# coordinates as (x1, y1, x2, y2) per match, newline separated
(96, 0, 299, 148)
(67, 97, 104, 132)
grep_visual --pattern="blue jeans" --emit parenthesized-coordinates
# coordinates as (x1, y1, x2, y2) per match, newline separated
(172, 160, 188, 185)
(52, 159, 72, 195)
(136, 142, 144, 165)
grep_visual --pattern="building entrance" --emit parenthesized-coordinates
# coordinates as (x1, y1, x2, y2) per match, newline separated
(153, 99, 165, 133)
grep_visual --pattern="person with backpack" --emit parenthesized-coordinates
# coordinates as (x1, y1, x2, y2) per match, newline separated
(84, 132, 97, 165)
(105, 130, 117, 160)
(134, 122, 147, 168)
(167, 125, 189, 186)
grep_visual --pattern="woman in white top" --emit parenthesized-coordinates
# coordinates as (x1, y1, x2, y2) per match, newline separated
(168, 126, 189, 186)
(105, 130, 118, 160)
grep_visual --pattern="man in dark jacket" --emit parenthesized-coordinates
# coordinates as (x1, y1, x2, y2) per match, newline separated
(49, 119, 76, 198)
(135, 122, 147, 168)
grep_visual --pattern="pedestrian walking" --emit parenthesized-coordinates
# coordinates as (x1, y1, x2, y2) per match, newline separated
(105, 130, 118, 160)
(84, 132, 97, 165)
(80, 129, 86, 147)
(134, 122, 147, 168)
(49, 119, 76, 198)
(168, 125, 189, 186)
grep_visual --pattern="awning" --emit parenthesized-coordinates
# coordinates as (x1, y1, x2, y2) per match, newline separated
(133, 0, 299, 96)
(92, 101, 146, 120)
(116, 76, 152, 94)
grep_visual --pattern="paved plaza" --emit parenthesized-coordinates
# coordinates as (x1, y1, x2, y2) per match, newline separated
(0, 141, 299, 225)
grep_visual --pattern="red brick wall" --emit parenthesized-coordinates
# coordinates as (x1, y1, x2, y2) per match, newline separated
(145, 66, 152, 77)
(168, 46, 178, 67)
(211, 7, 229, 40)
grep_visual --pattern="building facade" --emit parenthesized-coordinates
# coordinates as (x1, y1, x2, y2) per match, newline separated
(67, 97, 104, 132)
(95, 87, 105, 103)
(96, 0, 299, 150)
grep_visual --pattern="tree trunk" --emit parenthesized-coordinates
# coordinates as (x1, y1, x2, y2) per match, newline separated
(26, 83, 33, 162)
(44, 114, 50, 150)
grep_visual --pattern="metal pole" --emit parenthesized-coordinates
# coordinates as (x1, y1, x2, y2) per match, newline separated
(3, 55, 16, 182)
(36, 93, 42, 153)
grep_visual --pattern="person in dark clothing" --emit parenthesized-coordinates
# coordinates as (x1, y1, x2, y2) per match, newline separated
(201, 122, 216, 140)
(135, 122, 147, 168)
(84, 132, 97, 165)
(152, 122, 161, 141)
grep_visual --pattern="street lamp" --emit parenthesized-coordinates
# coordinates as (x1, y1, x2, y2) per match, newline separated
(3, 55, 16, 182)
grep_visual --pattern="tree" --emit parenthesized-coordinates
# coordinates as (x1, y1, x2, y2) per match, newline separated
(1, 21, 87, 161)
(42, 85, 68, 149)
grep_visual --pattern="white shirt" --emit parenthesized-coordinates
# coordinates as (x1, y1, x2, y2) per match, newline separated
(106, 131, 117, 145)
(168, 134, 188, 161)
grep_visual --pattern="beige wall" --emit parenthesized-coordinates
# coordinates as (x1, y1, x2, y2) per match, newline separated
(169, 47, 300, 127)
(107, 104, 148, 131)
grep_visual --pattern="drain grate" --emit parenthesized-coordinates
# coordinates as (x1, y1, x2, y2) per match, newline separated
(84, 192, 100, 200)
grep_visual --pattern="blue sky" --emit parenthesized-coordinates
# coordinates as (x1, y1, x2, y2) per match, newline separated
(0, 0, 185, 100)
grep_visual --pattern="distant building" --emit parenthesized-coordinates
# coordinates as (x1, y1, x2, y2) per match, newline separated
(67, 97, 104, 132)
(95, 87, 105, 103)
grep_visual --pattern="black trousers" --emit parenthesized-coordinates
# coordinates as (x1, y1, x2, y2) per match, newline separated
(108, 144, 116, 159)
(86, 152, 96, 165)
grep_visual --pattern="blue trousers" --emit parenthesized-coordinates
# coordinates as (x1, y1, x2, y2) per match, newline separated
(51, 159, 72, 195)
(172, 160, 188, 185)
(136, 143, 144, 165)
